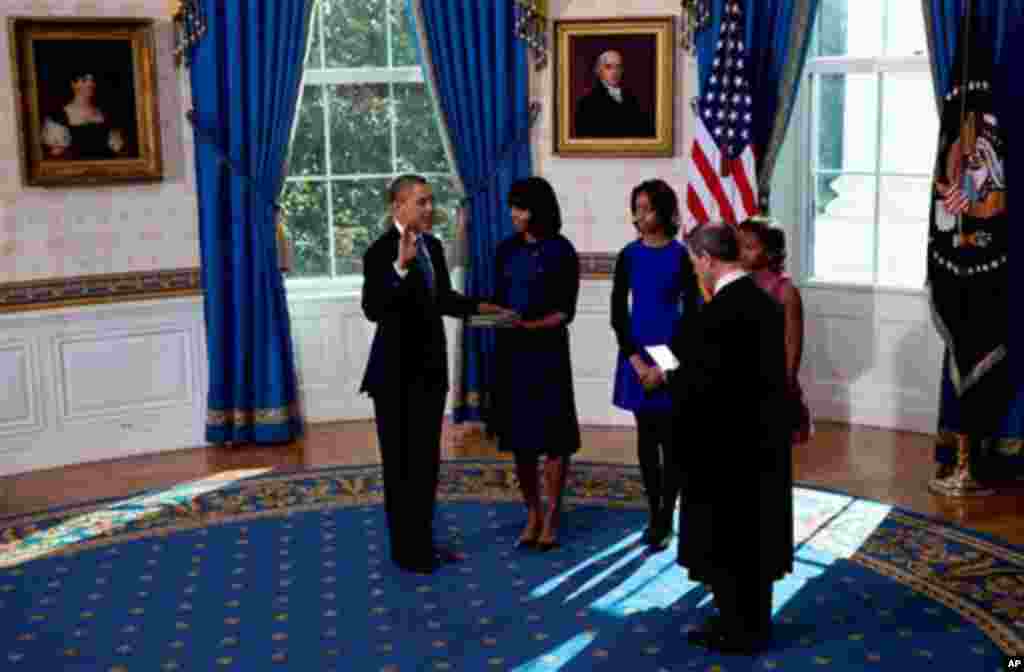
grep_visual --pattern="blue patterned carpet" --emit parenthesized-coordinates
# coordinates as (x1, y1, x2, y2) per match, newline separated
(0, 460, 1020, 671)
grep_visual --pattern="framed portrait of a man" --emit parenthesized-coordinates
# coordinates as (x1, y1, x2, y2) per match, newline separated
(9, 17, 163, 186)
(554, 17, 674, 157)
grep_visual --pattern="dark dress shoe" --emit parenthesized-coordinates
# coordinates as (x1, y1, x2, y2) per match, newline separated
(685, 613, 725, 648)
(433, 546, 465, 564)
(394, 556, 438, 574)
(647, 527, 672, 551)
(536, 540, 560, 552)
(698, 630, 770, 656)
(514, 537, 536, 550)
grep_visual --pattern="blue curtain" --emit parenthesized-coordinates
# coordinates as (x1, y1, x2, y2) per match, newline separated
(409, 1, 532, 424)
(925, 0, 1024, 469)
(189, 0, 311, 443)
(695, 0, 820, 205)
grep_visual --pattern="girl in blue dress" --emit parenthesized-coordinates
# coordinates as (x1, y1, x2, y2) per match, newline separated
(492, 177, 581, 551)
(611, 179, 699, 550)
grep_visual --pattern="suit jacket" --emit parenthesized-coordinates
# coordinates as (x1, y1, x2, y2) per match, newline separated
(574, 83, 656, 138)
(669, 274, 794, 582)
(360, 227, 479, 397)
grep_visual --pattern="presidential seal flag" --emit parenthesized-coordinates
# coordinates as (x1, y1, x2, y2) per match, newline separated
(927, 8, 1009, 426)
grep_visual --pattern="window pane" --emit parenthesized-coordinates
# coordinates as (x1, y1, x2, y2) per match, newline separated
(816, 0, 884, 58)
(880, 72, 938, 174)
(884, 0, 927, 56)
(877, 176, 929, 288)
(288, 85, 326, 176)
(329, 84, 392, 176)
(305, 5, 322, 69)
(281, 181, 330, 278)
(390, 0, 418, 67)
(427, 176, 461, 243)
(395, 84, 448, 173)
(815, 73, 878, 172)
(811, 173, 876, 284)
(322, 0, 387, 68)
(332, 178, 391, 275)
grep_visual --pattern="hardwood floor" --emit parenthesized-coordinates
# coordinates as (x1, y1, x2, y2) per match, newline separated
(1, 420, 1021, 547)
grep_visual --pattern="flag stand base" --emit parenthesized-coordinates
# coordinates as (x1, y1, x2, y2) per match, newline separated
(928, 434, 994, 497)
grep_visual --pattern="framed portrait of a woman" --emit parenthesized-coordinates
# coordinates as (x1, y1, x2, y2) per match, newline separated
(9, 17, 163, 186)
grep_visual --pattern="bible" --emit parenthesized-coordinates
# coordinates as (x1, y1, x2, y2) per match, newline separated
(645, 345, 679, 371)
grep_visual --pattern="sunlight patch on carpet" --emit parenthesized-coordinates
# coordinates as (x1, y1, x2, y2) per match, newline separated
(510, 630, 599, 671)
(0, 469, 270, 568)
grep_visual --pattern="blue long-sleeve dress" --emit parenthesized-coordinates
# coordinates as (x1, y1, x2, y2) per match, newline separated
(491, 232, 581, 457)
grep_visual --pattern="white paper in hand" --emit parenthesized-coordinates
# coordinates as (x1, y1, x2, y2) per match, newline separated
(645, 345, 679, 371)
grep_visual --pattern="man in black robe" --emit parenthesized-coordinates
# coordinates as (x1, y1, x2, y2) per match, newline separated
(668, 224, 794, 654)
(574, 50, 656, 138)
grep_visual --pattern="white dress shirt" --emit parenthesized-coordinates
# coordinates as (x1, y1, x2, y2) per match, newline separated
(603, 82, 623, 103)
(714, 269, 748, 295)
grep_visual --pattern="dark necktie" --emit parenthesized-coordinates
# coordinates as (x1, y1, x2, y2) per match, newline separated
(416, 235, 435, 296)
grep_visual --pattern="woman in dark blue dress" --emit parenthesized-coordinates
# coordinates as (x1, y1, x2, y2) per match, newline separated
(492, 177, 581, 551)
(611, 179, 699, 550)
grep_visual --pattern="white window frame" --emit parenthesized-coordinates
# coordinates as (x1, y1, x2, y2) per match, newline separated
(284, 0, 456, 295)
(793, 8, 933, 294)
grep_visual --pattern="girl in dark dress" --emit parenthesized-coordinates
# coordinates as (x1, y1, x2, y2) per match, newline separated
(738, 219, 812, 445)
(611, 179, 699, 550)
(492, 177, 581, 551)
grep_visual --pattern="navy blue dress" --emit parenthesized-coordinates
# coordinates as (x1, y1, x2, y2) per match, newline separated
(611, 239, 699, 412)
(492, 233, 581, 457)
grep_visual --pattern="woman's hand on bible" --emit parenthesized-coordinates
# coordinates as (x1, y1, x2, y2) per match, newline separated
(478, 303, 511, 315)
(630, 355, 650, 382)
(645, 366, 666, 389)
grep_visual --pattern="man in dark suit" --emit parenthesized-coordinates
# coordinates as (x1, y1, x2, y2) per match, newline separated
(667, 224, 794, 654)
(574, 50, 656, 138)
(360, 174, 509, 574)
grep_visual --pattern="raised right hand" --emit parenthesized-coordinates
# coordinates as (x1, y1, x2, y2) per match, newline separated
(398, 227, 417, 268)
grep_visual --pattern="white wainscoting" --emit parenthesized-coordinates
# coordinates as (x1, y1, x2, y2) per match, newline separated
(0, 297, 208, 477)
(570, 282, 943, 434)
(571, 280, 634, 426)
(0, 280, 942, 476)
(801, 284, 943, 435)
(0, 287, 453, 477)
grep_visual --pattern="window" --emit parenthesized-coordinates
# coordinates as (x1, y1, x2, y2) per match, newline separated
(283, 0, 458, 279)
(799, 0, 936, 289)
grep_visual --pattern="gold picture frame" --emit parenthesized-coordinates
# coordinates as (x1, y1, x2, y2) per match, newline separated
(9, 17, 163, 186)
(554, 16, 674, 157)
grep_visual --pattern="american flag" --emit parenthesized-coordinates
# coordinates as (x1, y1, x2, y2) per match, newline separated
(685, 0, 759, 234)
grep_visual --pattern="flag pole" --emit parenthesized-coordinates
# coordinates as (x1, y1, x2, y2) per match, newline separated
(927, 0, 995, 499)
(955, 0, 972, 241)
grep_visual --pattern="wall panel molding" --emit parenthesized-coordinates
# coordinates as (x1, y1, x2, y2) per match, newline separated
(53, 326, 194, 424)
(0, 268, 201, 314)
(0, 280, 943, 477)
(0, 338, 46, 439)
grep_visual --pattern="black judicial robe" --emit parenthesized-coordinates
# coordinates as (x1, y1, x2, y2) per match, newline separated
(668, 275, 794, 583)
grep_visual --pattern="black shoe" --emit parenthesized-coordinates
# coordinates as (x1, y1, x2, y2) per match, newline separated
(690, 627, 769, 656)
(647, 527, 672, 551)
(711, 631, 770, 656)
(433, 546, 465, 564)
(686, 612, 724, 646)
(394, 556, 438, 574)
(536, 539, 560, 552)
